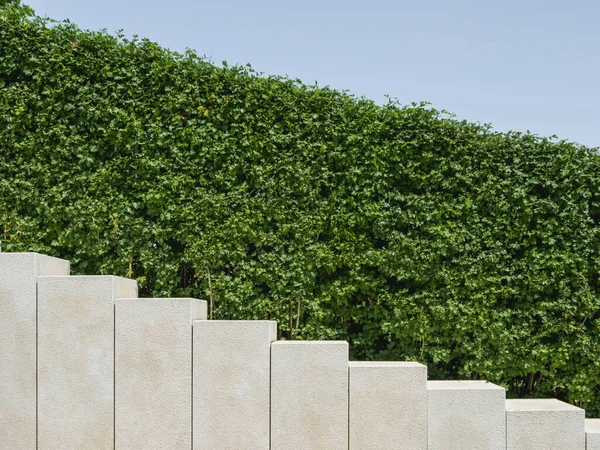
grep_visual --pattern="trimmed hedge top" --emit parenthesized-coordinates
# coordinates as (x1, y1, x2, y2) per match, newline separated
(2, 5, 600, 413)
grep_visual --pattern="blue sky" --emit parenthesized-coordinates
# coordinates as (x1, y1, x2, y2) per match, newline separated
(25, 0, 599, 148)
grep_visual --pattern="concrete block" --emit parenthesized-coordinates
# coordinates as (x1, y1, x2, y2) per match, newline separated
(349, 361, 428, 450)
(193, 320, 277, 450)
(428, 380, 506, 450)
(0, 253, 69, 450)
(506, 399, 585, 450)
(271, 341, 349, 450)
(115, 298, 206, 449)
(37, 275, 137, 450)
(586, 419, 600, 450)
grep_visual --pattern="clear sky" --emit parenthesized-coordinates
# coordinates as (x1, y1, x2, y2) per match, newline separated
(25, 0, 599, 148)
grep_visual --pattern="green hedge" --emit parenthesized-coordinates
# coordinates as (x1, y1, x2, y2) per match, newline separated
(2, 6, 600, 413)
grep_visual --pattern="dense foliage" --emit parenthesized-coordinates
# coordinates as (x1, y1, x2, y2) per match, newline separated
(2, 6, 600, 413)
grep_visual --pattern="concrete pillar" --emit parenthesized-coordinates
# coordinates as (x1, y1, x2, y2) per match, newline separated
(37, 275, 138, 450)
(428, 380, 506, 450)
(506, 399, 585, 450)
(115, 298, 206, 449)
(193, 320, 277, 450)
(349, 361, 428, 450)
(0, 253, 69, 450)
(271, 341, 349, 450)
(586, 419, 600, 450)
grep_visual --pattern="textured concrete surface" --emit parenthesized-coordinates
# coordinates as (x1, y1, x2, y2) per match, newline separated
(193, 320, 277, 450)
(0, 253, 69, 450)
(271, 341, 349, 450)
(506, 399, 585, 450)
(116, 298, 206, 450)
(37, 275, 137, 450)
(586, 419, 600, 450)
(428, 380, 506, 450)
(349, 361, 428, 450)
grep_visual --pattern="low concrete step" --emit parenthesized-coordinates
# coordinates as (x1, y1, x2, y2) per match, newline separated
(586, 419, 600, 450)
(193, 320, 276, 450)
(349, 361, 428, 450)
(506, 398, 585, 450)
(271, 341, 349, 450)
(428, 380, 506, 450)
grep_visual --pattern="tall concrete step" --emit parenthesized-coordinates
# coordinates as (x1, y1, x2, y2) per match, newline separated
(428, 380, 506, 450)
(115, 297, 207, 449)
(37, 275, 138, 450)
(349, 361, 428, 450)
(0, 252, 70, 450)
(506, 399, 585, 450)
(271, 341, 349, 450)
(193, 320, 277, 450)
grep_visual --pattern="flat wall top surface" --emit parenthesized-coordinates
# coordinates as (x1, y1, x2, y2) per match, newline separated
(272, 340, 348, 345)
(119, 297, 207, 321)
(38, 275, 138, 299)
(428, 380, 505, 391)
(36, 254, 71, 275)
(506, 399, 583, 412)
(0, 252, 70, 276)
(349, 361, 426, 368)
(587, 419, 600, 432)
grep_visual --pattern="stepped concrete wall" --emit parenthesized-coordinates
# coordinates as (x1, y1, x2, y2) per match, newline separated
(0, 252, 593, 449)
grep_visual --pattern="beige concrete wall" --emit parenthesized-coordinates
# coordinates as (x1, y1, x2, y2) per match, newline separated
(116, 298, 206, 449)
(0, 253, 69, 450)
(586, 419, 600, 450)
(193, 320, 276, 450)
(37, 275, 137, 450)
(1, 251, 596, 449)
(506, 399, 585, 450)
(428, 380, 506, 450)
(349, 361, 428, 450)
(271, 341, 349, 450)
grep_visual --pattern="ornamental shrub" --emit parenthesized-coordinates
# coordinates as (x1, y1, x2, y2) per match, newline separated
(2, 6, 600, 414)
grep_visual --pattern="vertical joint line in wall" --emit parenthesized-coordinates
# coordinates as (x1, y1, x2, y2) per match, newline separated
(269, 343, 272, 450)
(347, 366, 350, 450)
(113, 303, 116, 449)
(191, 325, 193, 449)
(36, 282, 38, 450)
